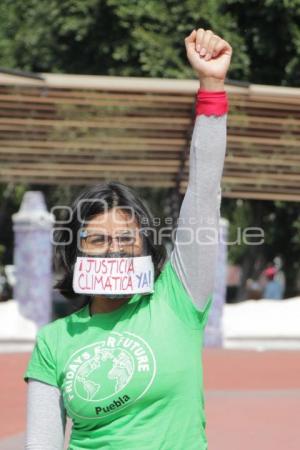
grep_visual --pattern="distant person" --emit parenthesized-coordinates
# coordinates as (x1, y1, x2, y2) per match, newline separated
(273, 256, 285, 298)
(262, 266, 283, 300)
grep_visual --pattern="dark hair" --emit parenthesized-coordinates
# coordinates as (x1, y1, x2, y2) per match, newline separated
(53, 181, 167, 309)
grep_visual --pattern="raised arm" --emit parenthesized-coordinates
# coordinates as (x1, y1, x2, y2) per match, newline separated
(170, 29, 232, 312)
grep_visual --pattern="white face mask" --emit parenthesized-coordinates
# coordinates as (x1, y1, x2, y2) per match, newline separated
(72, 255, 154, 297)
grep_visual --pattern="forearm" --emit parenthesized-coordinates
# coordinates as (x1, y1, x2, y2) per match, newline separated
(187, 78, 227, 200)
(199, 76, 225, 91)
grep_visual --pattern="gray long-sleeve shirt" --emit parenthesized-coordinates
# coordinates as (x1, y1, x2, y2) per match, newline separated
(25, 113, 227, 450)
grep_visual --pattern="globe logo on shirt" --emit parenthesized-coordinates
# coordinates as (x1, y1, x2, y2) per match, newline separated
(62, 331, 156, 420)
(76, 348, 134, 400)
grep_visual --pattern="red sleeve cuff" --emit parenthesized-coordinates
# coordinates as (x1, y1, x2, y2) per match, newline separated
(195, 89, 228, 116)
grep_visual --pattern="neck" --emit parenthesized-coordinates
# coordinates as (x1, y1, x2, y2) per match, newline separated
(89, 294, 132, 315)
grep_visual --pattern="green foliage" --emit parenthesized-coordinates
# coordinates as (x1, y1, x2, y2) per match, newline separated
(0, 183, 28, 265)
(0, 0, 298, 84)
(222, 0, 300, 85)
(223, 199, 253, 265)
(0, 0, 244, 80)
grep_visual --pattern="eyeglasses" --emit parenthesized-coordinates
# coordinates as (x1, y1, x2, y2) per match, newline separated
(79, 229, 138, 252)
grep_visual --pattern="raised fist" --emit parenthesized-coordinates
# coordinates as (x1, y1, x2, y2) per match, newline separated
(185, 29, 232, 81)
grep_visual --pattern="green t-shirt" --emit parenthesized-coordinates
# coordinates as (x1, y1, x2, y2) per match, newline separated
(24, 260, 212, 450)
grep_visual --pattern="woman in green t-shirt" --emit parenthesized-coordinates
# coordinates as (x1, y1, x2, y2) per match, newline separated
(24, 28, 232, 450)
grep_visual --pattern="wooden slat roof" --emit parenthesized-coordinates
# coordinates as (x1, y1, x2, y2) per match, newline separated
(0, 73, 299, 202)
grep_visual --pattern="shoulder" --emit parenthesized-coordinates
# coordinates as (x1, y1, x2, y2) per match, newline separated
(153, 259, 212, 330)
(152, 259, 178, 297)
(36, 316, 63, 340)
(36, 305, 86, 341)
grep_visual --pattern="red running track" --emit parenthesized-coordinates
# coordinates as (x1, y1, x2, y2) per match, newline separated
(203, 350, 300, 450)
(1, 349, 300, 449)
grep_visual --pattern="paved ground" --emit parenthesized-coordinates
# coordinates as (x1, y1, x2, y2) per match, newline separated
(203, 350, 300, 449)
(1, 349, 300, 449)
